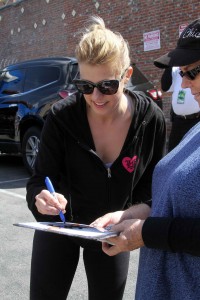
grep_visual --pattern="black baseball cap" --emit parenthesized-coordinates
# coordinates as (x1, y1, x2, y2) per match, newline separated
(154, 19, 200, 68)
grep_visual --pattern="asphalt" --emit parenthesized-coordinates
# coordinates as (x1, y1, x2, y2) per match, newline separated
(0, 155, 139, 299)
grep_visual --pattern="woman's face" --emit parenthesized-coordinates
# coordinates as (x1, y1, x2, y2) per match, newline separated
(180, 60, 200, 106)
(78, 62, 132, 116)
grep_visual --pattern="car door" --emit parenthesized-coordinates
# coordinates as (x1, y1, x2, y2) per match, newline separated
(0, 68, 25, 153)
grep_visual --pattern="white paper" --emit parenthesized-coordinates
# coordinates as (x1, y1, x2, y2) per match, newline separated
(14, 222, 118, 242)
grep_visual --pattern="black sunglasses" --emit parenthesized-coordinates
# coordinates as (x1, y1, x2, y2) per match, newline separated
(73, 79, 120, 95)
(179, 65, 200, 80)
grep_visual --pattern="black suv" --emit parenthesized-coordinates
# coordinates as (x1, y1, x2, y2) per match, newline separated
(0, 57, 162, 173)
(0, 57, 78, 173)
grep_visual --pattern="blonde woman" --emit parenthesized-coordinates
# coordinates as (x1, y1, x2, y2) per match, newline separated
(93, 18, 200, 300)
(27, 16, 166, 300)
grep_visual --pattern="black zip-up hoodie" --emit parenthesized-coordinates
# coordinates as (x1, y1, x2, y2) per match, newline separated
(26, 90, 166, 224)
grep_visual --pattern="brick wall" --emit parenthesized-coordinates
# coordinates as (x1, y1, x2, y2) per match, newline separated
(0, 0, 200, 137)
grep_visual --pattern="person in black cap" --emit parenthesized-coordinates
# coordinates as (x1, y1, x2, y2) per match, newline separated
(157, 18, 200, 151)
(92, 19, 200, 300)
(161, 66, 200, 152)
(154, 19, 200, 68)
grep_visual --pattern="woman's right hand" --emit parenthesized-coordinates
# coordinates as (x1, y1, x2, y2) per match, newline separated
(35, 189, 67, 216)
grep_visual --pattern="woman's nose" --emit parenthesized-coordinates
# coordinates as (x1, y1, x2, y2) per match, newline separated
(91, 87, 103, 99)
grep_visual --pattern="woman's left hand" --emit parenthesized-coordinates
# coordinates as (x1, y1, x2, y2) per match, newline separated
(102, 219, 145, 256)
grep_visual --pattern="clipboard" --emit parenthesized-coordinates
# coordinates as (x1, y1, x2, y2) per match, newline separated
(13, 221, 118, 242)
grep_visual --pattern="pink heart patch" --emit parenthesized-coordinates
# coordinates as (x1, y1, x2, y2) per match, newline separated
(122, 156, 139, 173)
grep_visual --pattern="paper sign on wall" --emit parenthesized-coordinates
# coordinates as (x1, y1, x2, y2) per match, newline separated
(143, 30, 161, 52)
(179, 24, 188, 36)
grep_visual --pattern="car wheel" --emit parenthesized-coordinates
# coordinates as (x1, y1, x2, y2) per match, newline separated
(22, 127, 41, 174)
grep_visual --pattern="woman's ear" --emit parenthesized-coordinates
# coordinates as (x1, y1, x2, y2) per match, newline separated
(124, 66, 133, 84)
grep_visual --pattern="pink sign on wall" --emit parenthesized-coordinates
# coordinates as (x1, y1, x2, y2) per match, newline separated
(143, 30, 161, 52)
(179, 24, 188, 36)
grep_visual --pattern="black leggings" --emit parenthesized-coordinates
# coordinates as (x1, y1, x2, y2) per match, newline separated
(30, 231, 130, 300)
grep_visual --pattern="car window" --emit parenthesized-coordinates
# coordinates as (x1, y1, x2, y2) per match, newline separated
(24, 66, 60, 91)
(0, 69, 25, 95)
(68, 63, 79, 83)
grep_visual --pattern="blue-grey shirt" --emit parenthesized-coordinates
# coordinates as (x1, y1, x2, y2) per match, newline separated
(135, 122, 200, 300)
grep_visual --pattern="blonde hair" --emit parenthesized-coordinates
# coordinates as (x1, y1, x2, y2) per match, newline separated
(75, 16, 130, 75)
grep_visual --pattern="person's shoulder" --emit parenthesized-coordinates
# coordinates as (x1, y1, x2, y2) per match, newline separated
(126, 89, 164, 121)
(51, 93, 82, 115)
(125, 89, 149, 102)
(144, 97, 165, 124)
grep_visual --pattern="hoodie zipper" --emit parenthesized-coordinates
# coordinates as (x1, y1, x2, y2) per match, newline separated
(106, 167, 112, 210)
(107, 167, 111, 178)
(78, 140, 113, 209)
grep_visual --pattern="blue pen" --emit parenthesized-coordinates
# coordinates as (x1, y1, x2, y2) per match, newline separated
(45, 176, 66, 223)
